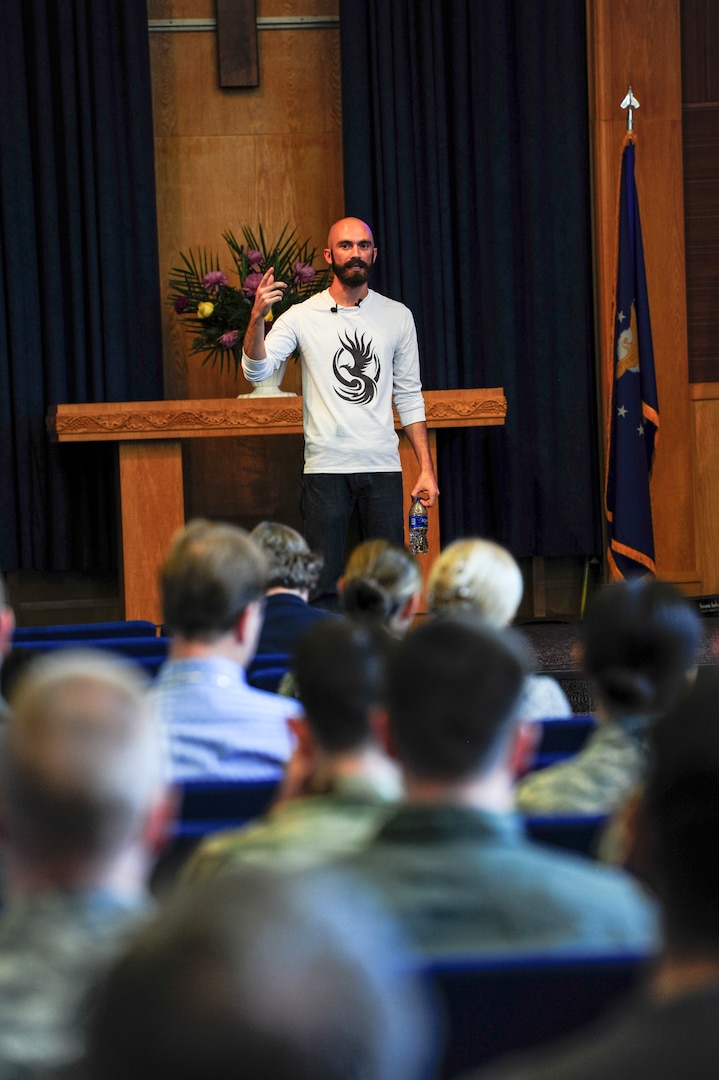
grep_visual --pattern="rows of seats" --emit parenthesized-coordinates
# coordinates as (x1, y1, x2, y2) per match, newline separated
(13, 620, 159, 641)
(12, 624, 295, 690)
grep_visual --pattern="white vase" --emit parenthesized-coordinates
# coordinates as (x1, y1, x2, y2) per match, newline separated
(237, 357, 296, 398)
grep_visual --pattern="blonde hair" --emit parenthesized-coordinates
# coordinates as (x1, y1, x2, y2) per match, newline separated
(426, 538, 523, 627)
(342, 540, 422, 626)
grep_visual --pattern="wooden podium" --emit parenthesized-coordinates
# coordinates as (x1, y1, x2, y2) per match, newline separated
(48, 389, 506, 623)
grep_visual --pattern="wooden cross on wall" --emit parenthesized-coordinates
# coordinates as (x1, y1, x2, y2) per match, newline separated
(216, 0, 259, 88)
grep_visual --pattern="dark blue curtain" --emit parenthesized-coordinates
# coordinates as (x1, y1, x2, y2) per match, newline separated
(0, 0, 163, 571)
(339, 0, 601, 559)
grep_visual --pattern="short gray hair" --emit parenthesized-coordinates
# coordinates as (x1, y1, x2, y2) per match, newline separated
(3, 649, 167, 861)
(250, 521, 323, 592)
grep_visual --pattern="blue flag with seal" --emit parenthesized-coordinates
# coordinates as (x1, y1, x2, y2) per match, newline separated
(604, 134, 659, 580)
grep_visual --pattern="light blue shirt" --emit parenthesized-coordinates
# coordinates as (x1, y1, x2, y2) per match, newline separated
(151, 657, 300, 782)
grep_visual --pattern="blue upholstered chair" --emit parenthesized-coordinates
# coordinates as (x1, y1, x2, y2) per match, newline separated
(174, 778, 280, 839)
(523, 813, 609, 858)
(13, 620, 158, 642)
(246, 652, 293, 694)
(424, 949, 651, 1077)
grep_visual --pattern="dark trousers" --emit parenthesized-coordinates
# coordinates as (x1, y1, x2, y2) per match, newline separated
(302, 472, 404, 607)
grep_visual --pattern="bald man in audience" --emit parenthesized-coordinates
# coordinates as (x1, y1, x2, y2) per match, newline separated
(0, 649, 173, 1076)
(84, 867, 436, 1080)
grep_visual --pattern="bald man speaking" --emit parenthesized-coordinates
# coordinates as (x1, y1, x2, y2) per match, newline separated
(242, 218, 438, 608)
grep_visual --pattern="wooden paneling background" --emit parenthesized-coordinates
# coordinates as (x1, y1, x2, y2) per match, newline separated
(149, 0, 342, 532)
(147, 0, 719, 598)
(682, 0, 719, 384)
(681, 0, 719, 592)
(587, 0, 698, 592)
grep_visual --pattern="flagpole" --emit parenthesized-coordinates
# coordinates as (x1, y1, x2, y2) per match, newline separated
(604, 89, 659, 581)
(620, 87, 639, 132)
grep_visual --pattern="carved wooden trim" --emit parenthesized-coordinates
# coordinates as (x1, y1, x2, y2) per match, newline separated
(49, 389, 506, 442)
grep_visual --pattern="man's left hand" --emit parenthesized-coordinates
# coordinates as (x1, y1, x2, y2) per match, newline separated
(411, 472, 439, 508)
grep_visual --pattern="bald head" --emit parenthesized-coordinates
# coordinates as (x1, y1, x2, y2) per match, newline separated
(326, 217, 375, 248)
(324, 219, 377, 294)
(1, 650, 167, 864)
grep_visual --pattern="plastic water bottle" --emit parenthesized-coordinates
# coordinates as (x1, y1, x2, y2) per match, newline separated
(408, 496, 429, 554)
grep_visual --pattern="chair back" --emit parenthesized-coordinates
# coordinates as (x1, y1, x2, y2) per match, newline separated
(424, 949, 650, 1077)
(246, 652, 292, 694)
(175, 778, 280, 839)
(13, 620, 158, 642)
(523, 813, 609, 857)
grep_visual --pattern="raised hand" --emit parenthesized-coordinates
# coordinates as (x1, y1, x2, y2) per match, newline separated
(252, 267, 287, 319)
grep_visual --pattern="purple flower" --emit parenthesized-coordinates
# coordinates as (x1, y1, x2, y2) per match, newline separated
(174, 295, 190, 314)
(203, 270, 228, 293)
(242, 272, 263, 298)
(245, 249, 263, 271)
(218, 330, 239, 350)
(292, 261, 315, 285)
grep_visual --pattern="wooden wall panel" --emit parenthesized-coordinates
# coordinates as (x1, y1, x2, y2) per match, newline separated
(587, 0, 699, 590)
(149, 0, 342, 528)
(690, 386, 719, 593)
(681, 0, 719, 103)
(683, 106, 719, 384)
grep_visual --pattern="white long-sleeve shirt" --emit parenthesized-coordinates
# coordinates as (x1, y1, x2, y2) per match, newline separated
(242, 289, 427, 473)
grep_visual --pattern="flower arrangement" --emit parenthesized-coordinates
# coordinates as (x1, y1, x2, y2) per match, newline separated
(168, 224, 331, 375)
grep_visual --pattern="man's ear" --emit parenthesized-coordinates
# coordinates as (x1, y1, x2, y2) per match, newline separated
(235, 600, 264, 656)
(508, 721, 541, 780)
(143, 787, 181, 857)
(617, 788, 657, 887)
(288, 715, 314, 758)
(0, 606, 15, 658)
(371, 707, 398, 760)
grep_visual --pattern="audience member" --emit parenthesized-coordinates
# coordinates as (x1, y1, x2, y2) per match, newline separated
(340, 538, 423, 636)
(248, 520, 331, 656)
(0, 574, 16, 720)
(468, 667, 719, 1080)
(83, 867, 437, 1080)
(516, 578, 700, 816)
(345, 615, 658, 957)
(427, 538, 571, 720)
(151, 519, 302, 783)
(184, 619, 400, 879)
(0, 649, 172, 1076)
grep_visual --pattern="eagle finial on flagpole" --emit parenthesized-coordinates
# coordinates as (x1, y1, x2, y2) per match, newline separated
(620, 87, 640, 131)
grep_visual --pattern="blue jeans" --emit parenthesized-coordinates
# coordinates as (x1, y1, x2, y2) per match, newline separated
(302, 472, 404, 606)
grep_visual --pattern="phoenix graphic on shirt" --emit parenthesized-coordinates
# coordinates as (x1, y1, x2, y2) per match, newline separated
(332, 330, 380, 405)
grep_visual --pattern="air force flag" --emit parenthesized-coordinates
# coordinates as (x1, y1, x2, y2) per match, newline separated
(605, 135, 659, 580)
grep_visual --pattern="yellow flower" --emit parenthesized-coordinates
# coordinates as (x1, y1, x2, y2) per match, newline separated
(264, 310, 274, 324)
(197, 301, 214, 319)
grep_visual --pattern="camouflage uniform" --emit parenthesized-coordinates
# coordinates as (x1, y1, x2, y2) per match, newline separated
(184, 773, 400, 881)
(0, 889, 151, 1078)
(515, 716, 650, 816)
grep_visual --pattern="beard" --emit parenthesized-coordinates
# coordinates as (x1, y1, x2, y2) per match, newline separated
(331, 256, 374, 287)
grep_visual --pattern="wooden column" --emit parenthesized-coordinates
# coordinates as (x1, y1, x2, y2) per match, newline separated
(117, 442, 184, 622)
(587, 0, 699, 591)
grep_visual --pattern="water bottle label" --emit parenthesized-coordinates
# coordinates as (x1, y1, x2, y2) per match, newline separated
(409, 513, 428, 529)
